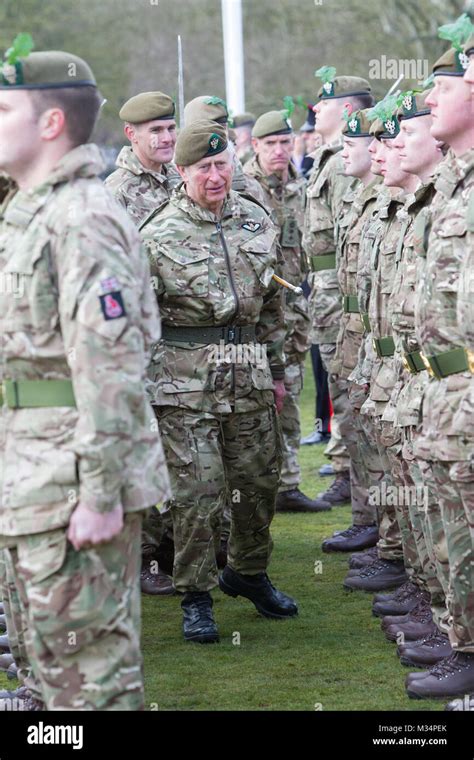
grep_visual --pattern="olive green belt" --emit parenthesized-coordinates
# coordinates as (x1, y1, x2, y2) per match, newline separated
(420, 347, 474, 379)
(372, 336, 395, 358)
(0, 379, 76, 409)
(342, 295, 359, 313)
(402, 350, 426, 375)
(162, 325, 257, 345)
(310, 253, 336, 272)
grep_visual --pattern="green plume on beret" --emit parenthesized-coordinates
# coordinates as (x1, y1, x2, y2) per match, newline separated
(438, 13, 474, 52)
(295, 95, 307, 110)
(342, 106, 351, 124)
(367, 94, 399, 123)
(282, 95, 295, 120)
(204, 96, 228, 108)
(4, 33, 34, 65)
(315, 65, 336, 83)
(422, 74, 435, 90)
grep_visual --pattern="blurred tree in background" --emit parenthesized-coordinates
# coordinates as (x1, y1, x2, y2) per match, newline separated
(1, 0, 472, 145)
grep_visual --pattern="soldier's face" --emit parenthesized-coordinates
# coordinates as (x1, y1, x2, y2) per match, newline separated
(129, 118, 177, 166)
(394, 116, 443, 179)
(314, 98, 345, 139)
(378, 139, 412, 188)
(425, 77, 473, 145)
(368, 138, 384, 176)
(178, 149, 233, 211)
(464, 51, 474, 93)
(0, 90, 42, 177)
(341, 136, 372, 179)
(252, 134, 293, 175)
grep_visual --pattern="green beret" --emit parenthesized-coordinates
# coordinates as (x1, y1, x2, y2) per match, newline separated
(233, 112, 256, 128)
(397, 91, 431, 121)
(367, 96, 400, 140)
(252, 110, 292, 139)
(465, 33, 474, 55)
(175, 119, 228, 166)
(433, 47, 471, 76)
(0, 48, 96, 89)
(119, 91, 175, 123)
(184, 96, 229, 126)
(342, 108, 372, 137)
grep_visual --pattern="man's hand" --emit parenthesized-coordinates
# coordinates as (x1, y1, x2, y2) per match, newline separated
(273, 379, 287, 415)
(67, 502, 124, 550)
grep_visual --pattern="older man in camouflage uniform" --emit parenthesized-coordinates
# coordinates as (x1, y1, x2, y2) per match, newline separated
(405, 24, 474, 700)
(322, 108, 382, 554)
(244, 110, 322, 512)
(105, 90, 181, 226)
(0, 40, 170, 710)
(107, 92, 178, 596)
(140, 119, 298, 644)
(304, 68, 374, 510)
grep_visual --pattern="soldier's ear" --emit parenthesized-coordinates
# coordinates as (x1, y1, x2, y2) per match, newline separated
(176, 165, 188, 182)
(343, 101, 354, 117)
(124, 123, 135, 143)
(251, 137, 259, 154)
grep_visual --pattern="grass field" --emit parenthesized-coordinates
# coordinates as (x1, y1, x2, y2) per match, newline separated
(0, 356, 441, 711)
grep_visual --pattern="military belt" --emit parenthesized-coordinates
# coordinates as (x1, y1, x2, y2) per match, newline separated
(372, 336, 395, 358)
(419, 347, 472, 380)
(342, 295, 360, 313)
(162, 325, 257, 345)
(402, 350, 426, 375)
(360, 313, 371, 332)
(310, 253, 336, 272)
(0, 379, 76, 409)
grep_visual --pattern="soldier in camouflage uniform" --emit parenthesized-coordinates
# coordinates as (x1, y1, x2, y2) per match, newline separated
(106, 92, 178, 596)
(344, 101, 419, 593)
(105, 91, 181, 226)
(140, 119, 298, 644)
(405, 24, 474, 699)
(303, 69, 374, 510)
(322, 109, 381, 554)
(244, 110, 321, 512)
(0, 42, 171, 710)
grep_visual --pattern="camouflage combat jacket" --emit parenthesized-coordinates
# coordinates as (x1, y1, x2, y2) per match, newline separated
(140, 187, 285, 414)
(105, 146, 181, 226)
(0, 144, 171, 536)
(414, 148, 474, 461)
(302, 139, 353, 344)
(244, 155, 310, 362)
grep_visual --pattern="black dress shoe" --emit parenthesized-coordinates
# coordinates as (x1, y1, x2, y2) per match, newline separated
(181, 592, 219, 644)
(219, 565, 298, 619)
(300, 431, 330, 445)
(322, 524, 378, 553)
(276, 488, 331, 513)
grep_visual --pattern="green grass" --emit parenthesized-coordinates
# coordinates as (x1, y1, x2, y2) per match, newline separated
(0, 356, 441, 710)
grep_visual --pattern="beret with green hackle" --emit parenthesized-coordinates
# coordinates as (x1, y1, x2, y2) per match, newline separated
(0, 34, 96, 89)
(464, 32, 474, 56)
(119, 91, 175, 123)
(433, 14, 474, 76)
(367, 96, 400, 139)
(342, 107, 372, 137)
(396, 90, 431, 121)
(252, 110, 293, 138)
(174, 119, 228, 166)
(315, 66, 372, 100)
(183, 95, 229, 126)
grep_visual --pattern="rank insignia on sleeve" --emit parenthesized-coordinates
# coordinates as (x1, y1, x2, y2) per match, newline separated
(99, 275, 120, 294)
(99, 291, 126, 320)
(242, 221, 261, 233)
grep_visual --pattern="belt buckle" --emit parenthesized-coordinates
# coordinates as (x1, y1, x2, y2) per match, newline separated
(466, 349, 474, 375)
(419, 352, 435, 378)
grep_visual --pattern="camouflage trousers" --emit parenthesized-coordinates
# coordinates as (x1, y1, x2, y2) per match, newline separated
(317, 342, 350, 473)
(429, 458, 474, 651)
(7, 512, 144, 710)
(157, 405, 281, 594)
(401, 431, 449, 633)
(279, 360, 304, 492)
(0, 549, 42, 701)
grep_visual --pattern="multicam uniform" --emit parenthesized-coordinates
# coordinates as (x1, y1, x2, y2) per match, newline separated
(140, 187, 285, 593)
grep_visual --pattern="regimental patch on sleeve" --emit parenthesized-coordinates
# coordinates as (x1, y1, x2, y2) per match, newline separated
(99, 291, 126, 320)
(242, 221, 261, 233)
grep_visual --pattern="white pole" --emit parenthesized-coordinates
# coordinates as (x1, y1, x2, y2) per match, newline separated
(221, 0, 245, 114)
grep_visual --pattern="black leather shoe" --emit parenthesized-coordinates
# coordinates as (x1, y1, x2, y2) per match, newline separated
(276, 488, 331, 513)
(219, 565, 298, 619)
(0, 634, 10, 653)
(181, 592, 219, 644)
(322, 524, 378, 553)
(300, 431, 330, 445)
